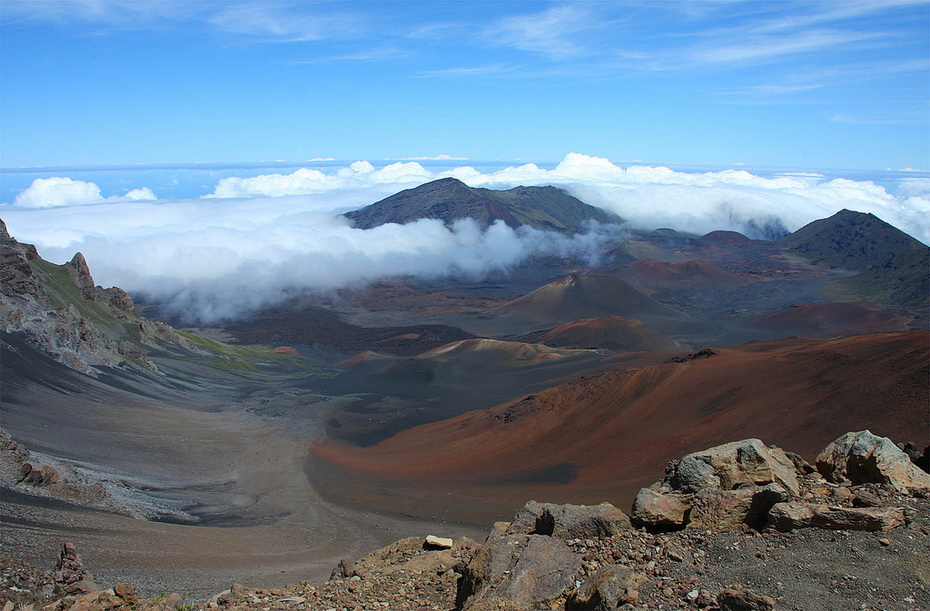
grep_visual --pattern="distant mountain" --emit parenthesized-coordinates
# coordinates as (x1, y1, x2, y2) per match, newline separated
(778, 209, 929, 310)
(344, 177, 622, 233)
(779, 209, 926, 269)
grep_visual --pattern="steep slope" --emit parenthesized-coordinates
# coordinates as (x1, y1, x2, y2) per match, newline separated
(779, 209, 926, 269)
(0, 219, 177, 374)
(778, 209, 929, 310)
(755, 302, 910, 337)
(519, 316, 684, 352)
(487, 273, 691, 334)
(627, 259, 750, 289)
(312, 331, 929, 521)
(343, 177, 622, 233)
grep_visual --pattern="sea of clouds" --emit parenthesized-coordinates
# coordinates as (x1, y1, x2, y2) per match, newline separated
(2, 154, 928, 324)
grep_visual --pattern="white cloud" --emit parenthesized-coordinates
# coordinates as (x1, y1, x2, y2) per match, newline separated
(124, 187, 157, 201)
(13, 177, 102, 207)
(12, 177, 157, 207)
(3, 154, 927, 324)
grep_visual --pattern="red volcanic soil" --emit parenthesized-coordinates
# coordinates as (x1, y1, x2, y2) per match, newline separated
(312, 331, 929, 523)
(491, 273, 685, 325)
(756, 302, 911, 337)
(335, 350, 397, 368)
(271, 346, 299, 355)
(628, 258, 750, 289)
(537, 316, 683, 352)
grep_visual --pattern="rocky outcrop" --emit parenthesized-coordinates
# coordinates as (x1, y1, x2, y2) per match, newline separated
(507, 501, 632, 539)
(632, 438, 800, 531)
(767, 502, 905, 532)
(816, 430, 930, 491)
(0, 219, 180, 374)
(5, 432, 928, 611)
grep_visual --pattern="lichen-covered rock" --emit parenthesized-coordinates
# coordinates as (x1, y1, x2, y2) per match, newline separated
(631, 487, 690, 527)
(767, 501, 905, 532)
(458, 534, 581, 611)
(714, 584, 775, 610)
(688, 483, 789, 531)
(508, 501, 631, 538)
(816, 430, 930, 492)
(631, 439, 801, 529)
(668, 438, 800, 495)
(567, 564, 647, 610)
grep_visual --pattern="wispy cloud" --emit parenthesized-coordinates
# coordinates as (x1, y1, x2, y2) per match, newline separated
(689, 28, 886, 66)
(752, 0, 928, 33)
(484, 4, 606, 60)
(417, 64, 518, 78)
(207, 2, 365, 42)
(1, 0, 208, 27)
(288, 47, 411, 64)
(830, 112, 928, 126)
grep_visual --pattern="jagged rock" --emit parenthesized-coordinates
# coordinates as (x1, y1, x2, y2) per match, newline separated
(103, 286, 135, 315)
(425, 535, 454, 549)
(631, 488, 690, 528)
(507, 501, 632, 539)
(816, 430, 930, 491)
(566, 564, 647, 610)
(784, 451, 816, 474)
(767, 501, 905, 532)
(688, 483, 789, 531)
(458, 534, 581, 611)
(113, 582, 137, 604)
(508, 501, 631, 538)
(329, 558, 356, 580)
(714, 584, 775, 610)
(632, 439, 800, 529)
(667, 439, 800, 495)
(20, 462, 62, 487)
(899, 442, 930, 473)
(0, 221, 40, 299)
(66, 252, 97, 301)
(51, 543, 99, 594)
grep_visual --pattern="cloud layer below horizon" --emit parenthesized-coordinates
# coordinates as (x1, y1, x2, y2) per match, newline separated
(3, 154, 928, 323)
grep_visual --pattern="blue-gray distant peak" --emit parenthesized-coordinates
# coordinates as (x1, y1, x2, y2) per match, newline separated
(344, 178, 622, 233)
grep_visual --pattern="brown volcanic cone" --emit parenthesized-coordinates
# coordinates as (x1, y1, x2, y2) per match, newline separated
(489, 273, 687, 329)
(628, 258, 751, 289)
(756, 302, 910, 337)
(535, 316, 684, 352)
(312, 331, 928, 523)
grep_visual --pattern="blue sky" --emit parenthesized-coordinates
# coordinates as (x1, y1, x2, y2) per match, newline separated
(1, 0, 928, 171)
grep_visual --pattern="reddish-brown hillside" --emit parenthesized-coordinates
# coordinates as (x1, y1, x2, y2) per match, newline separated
(312, 331, 929, 522)
(628, 259, 750, 289)
(536, 316, 683, 352)
(756, 302, 910, 337)
(489, 274, 686, 323)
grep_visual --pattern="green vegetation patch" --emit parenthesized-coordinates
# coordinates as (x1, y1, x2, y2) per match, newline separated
(176, 330, 314, 374)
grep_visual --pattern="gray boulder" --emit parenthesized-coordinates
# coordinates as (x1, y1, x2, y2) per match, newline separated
(816, 430, 930, 492)
(507, 501, 631, 539)
(459, 534, 581, 611)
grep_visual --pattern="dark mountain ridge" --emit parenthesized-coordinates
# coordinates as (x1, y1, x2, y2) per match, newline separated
(343, 177, 622, 233)
(779, 209, 929, 310)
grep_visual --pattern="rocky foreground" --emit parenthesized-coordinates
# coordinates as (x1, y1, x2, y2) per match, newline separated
(3, 430, 928, 611)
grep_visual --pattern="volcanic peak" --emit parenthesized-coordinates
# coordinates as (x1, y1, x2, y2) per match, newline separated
(343, 177, 622, 233)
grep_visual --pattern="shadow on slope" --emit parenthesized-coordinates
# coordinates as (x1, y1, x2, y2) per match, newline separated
(311, 331, 929, 525)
